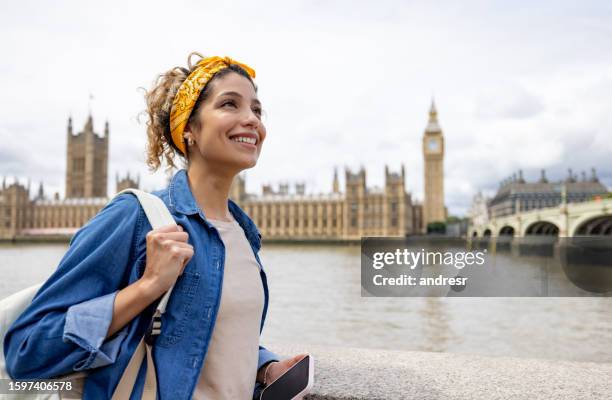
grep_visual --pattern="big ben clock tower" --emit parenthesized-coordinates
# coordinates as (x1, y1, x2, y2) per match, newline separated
(422, 100, 446, 231)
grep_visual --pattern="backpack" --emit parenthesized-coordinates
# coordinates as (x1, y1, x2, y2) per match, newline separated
(0, 189, 179, 399)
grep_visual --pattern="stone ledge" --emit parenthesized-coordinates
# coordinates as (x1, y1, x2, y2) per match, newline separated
(269, 344, 612, 400)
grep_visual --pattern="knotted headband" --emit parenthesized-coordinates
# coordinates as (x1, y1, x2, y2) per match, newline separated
(169, 54, 256, 155)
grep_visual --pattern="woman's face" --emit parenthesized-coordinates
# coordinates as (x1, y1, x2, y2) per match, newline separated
(187, 71, 266, 172)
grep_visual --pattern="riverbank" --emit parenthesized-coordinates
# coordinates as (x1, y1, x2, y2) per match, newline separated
(271, 344, 612, 400)
(0, 235, 73, 244)
(0, 235, 467, 246)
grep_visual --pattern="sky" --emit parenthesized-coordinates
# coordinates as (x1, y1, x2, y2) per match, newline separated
(1, 0, 611, 216)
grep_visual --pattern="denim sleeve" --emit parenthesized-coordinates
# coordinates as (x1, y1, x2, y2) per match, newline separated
(252, 345, 281, 399)
(3, 194, 145, 379)
(257, 345, 280, 371)
(63, 291, 128, 371)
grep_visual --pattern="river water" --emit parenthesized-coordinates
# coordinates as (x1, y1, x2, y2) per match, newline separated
(1, 242, 611, 364)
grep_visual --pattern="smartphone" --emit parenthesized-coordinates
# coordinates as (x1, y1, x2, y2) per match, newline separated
(259, 354, 314, 400)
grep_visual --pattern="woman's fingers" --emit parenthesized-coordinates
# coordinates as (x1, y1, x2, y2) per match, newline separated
(168, 243, 193, 260)
(289, 353, 308, 366)
(147, 225, 188, 245)
(156, 231, 190, 243)
(155, 224, 183, 233)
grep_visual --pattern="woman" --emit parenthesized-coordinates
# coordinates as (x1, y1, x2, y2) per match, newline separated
(4, 53, 306, 399)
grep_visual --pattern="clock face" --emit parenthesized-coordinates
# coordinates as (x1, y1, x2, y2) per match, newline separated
(428, 138, 439, 152)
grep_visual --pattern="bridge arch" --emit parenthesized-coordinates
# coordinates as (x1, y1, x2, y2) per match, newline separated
(483, 228, 492, 237)
(524, 221, 559, 236)
(499, 225, 515, 236)
(573, 215, 612, 236)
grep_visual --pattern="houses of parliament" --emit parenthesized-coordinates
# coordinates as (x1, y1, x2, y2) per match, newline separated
(0, 102, 447, 241)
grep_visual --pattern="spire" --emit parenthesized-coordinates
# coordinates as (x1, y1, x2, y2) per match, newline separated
(425, 98, 441, 133)
(104, 120, 109, 138)
(539, 169, 548, 183)
(67, 116, 73, 136)
(333, 166, 340, 193)
(430, 98, 437, 119)
(566, 168, 576, 183)
(85, 114, 93, 134)
(591, 167, 599, 183)
(88, 93, 94, 116)
(518, 169, 525, 183)
(37, 181, 44, 200)
(2, 176, 5, 190)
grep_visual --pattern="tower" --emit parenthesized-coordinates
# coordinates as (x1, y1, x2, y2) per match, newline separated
(229, 173, 247, 203)
(65, 115, 109, 198)
(384, 164, 409, 235)
(115, 172, 140, 193)
(344, 166, 366, 237)
(422, 99, 446, 230)
(332, 167, 340, 193)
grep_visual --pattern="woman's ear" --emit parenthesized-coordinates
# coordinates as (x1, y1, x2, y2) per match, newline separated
(183, 134, 195, 147)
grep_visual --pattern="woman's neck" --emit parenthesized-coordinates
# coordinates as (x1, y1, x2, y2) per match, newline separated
(186, 164, 235, 221)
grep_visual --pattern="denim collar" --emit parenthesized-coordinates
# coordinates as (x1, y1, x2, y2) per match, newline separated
(168, 169, 261, 250)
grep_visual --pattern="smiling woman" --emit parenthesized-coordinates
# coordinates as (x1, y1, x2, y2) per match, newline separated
(3, 52, 307, 400)
(143, 53, 265, 175)
(139, 53, 307, 398)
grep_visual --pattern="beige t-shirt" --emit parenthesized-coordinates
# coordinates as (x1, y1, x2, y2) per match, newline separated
(193, 216, 264, 400)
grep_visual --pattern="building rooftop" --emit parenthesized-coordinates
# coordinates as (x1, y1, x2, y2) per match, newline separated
(35, 197, 109, 206)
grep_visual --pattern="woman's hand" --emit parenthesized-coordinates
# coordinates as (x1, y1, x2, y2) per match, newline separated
(139, 224, 194, 298)
(259, 353, 309, 395)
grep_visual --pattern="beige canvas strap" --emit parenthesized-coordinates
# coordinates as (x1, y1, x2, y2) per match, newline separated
(111, 337, 157, 399)
(108, 189, 179, 400)
(116, 189, 177, 314)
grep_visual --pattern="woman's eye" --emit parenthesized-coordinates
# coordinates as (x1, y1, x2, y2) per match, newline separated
(253, 108, 262, 117)
(222, 100, 237, 108)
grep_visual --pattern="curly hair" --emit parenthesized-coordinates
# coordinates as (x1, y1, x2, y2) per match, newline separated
(142, 52, 255, 172)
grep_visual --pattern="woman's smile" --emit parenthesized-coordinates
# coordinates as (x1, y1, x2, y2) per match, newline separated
(228, 132, 258, 151)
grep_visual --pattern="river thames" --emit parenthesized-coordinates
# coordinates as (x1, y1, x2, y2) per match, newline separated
(1, 242, 611, 364)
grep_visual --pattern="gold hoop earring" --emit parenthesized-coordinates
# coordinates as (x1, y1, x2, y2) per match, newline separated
(185, 136, 195, 146)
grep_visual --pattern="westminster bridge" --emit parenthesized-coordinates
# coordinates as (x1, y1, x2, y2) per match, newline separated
(467, 198, 612, 294)
(469, 198, 612, 238)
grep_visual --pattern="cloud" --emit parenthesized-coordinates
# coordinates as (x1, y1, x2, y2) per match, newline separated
(475, 83, 545, 120)
(0, 0, 611, 217)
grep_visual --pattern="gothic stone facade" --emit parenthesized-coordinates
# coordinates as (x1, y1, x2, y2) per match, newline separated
(0, 116, 115, 239)
(66, 115, 109, 198)
(488, 169, 608, 218)
(1, 104, 443, 240)
(231, 166, 423, 240)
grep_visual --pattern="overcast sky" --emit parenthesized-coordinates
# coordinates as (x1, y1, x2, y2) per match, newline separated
(1, 0, 611, 216)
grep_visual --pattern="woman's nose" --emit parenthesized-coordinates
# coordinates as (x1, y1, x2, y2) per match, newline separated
(242, 109, 260, 128)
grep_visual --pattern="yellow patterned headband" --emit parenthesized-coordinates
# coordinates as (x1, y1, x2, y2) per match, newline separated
(169, 54, 256, 155)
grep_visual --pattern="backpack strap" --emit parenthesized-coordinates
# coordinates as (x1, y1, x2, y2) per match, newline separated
(115, 188, 176, 315)
(111, 188, 181, 400)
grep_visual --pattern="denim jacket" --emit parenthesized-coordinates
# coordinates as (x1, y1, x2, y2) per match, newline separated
(3, 169, 279, 399)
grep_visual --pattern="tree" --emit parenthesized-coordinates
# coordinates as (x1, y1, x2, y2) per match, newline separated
(427, 221, 446, 234)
